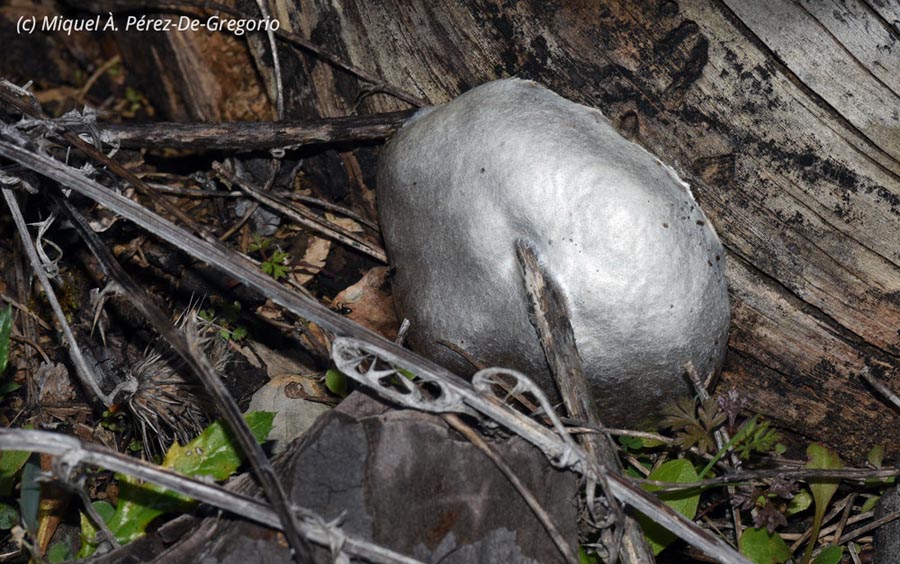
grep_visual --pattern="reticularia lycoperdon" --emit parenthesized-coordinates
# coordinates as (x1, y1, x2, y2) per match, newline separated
(377, 79, 730, 428)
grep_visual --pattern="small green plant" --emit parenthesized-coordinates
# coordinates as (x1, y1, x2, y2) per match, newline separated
(262, 249, 290, 280)
(123, 87, 142, 114)
(860, 444, 894, 512)
(78, 412, 274, 556)
(198, 301, 247, 341)
(248, 234, 271, 254)
(732, 416, 784, 461)
(697, 415, 784, 480)
(651, 390, 800, 561)
(651, 388, 870, 563)
(661, 396, 724, 455)
(250, 235, 290, 280)
(100, 409, 127, 433)
(801, 443, 843, 564)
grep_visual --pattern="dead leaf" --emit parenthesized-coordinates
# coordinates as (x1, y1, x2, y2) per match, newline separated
(331, 266, 398, 339)
(291, 235, 330, 286)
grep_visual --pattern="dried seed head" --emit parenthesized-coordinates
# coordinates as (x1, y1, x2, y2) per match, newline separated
(119, 308, 230, 455)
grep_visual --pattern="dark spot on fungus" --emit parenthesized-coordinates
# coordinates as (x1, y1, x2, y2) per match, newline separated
(662, 223, 669, 228)
(480, 167, 486, 173)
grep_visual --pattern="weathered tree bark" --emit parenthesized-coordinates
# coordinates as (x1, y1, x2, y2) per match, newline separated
(102, 0, 900, 460)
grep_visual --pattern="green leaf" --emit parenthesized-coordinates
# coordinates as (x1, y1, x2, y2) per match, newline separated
(867, 445, 885, 468)
(811, 545, 844, 564)
(47, 540, 72, 563)
(0, 382, 21, 395)
(640, 437, 669, 449)
(578, 545, 601, 564)
(618, 435, 643, 452)
(0, 502, 18, 529)
(102, 473, 188, 547)
(262, 250, 289, 280)
(84, 412, 275, 556)
(325, 368, 348, 397)
(0, 305, 11, 374)
(249, 235, 271, 253)
(0, 449, 30, 496)
(18, 454, 41, 535)
(739, 527, 792, 564)
(221, 301, 241, 322)
(732, 416, 781, 461)
(802, 443, 843, 564)
(94, 500, 115, 522)
(860, 494, 880, 513)
(637, 459, 700, 554)
(165, 411, 274, 479)
(661, 397, 722, 455)
(786, 489, 813, 516)
(864, 444, 893, 486)
(77, 500, 115, 559)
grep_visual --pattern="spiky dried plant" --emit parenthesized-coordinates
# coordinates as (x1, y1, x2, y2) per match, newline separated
(113, 308, 230, 456)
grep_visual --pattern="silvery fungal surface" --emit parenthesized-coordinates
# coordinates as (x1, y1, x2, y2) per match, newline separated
(377, 79, 730, 427)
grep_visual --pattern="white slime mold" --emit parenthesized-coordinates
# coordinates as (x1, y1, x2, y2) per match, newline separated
(377, 79, 730, 427)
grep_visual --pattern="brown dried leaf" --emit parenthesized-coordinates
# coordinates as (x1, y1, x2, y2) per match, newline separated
(291, 235, 331, 286)
(331, 266, 398, 339)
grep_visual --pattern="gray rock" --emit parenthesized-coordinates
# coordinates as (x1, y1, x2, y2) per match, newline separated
(246, 375, 331, 454)
(285, 393, 579, 563)
(146, 392, 579, 563)
(377, 78, 730, 427)
(874, 485, 900, 563)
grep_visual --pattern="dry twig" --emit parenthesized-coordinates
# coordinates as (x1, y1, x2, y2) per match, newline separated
(213, 161, 387, 262)
(515, 239, 652, 563)
(2, 189, 110, 407)
(97, 111, 414, 151)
